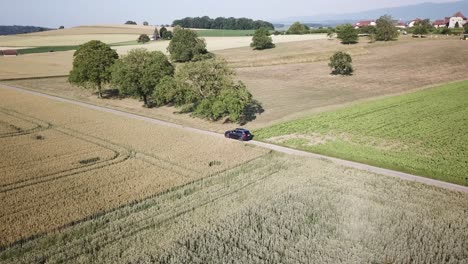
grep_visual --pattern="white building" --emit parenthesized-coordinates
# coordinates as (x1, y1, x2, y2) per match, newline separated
(448, 12, 467, 28)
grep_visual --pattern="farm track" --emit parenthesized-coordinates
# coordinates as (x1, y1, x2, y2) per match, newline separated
(1, 83, 467, 194)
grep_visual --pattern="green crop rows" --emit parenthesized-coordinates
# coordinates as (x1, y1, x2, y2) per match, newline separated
(255, 81, 468, 186)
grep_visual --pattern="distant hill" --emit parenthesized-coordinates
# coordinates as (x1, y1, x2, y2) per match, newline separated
(0, 25, 53, 36)
(278, 0, 468, 24)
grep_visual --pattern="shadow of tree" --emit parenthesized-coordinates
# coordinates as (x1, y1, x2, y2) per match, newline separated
(240, 100, 264, 125)
(100, 89, 121, 99)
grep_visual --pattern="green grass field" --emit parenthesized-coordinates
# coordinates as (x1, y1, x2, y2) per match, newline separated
(15, 41, 149, 54)
(255, 81, 468, 186)
(194, 29, 256, 37)
(17, 46, 80, 54)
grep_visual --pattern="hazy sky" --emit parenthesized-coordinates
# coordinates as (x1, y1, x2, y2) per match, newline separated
(1, 0, 458, 27)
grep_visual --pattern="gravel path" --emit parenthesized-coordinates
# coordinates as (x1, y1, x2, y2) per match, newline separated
(2, 83, 467, 193)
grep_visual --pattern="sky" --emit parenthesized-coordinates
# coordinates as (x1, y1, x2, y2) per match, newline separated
(0, 0, 459, 28)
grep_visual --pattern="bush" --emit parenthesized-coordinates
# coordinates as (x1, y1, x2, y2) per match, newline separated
(251, 27, 275, 50)
(125, 21, 137, 25)
(329, 52, 353, 75)
(167, 27, 207, 62)
(143, 21, 149, 26)
(336, 24, 358, 44)
(376, 15, 399, 41)
(162, 31, 173, 40)
(412, 19, 432, 36)
(137, 34, 150, 43)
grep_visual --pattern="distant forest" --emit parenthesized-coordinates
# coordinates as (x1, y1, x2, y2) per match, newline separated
(172, 16, 274, 30)
(0, 25, 53, 35)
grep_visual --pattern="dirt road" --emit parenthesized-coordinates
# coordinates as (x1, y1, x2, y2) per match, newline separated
(2, 83, 467, 193)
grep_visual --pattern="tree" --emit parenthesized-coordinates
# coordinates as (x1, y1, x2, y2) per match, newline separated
(162, 30, 173, 40)
(125, 21, 137, 25)
(326, 29, 335, 39)
(287, 22, 309, 34)
(464, 23, 468, 34)
(137, 34, 150, 43)
(359, 25, 377, 35)
(167, 27, 208, 62)
(153, 27, 159, 39)
(111, 49, 174, 107)
(68, 40, 118, 98)
(376, 15, 398, 41)
(336, 24, 358, 44)
(251, 27, 275, 50)
(159, 26, 167, 38)
(59, 26, 65, 29)
(152, 59, 253, 123)
(413, 19, 432, 36)
(329, 51, 353, 75)
(143, 21, 149, 26)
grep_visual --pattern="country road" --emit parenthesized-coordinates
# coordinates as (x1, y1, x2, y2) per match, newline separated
(2, 83, 468, 193)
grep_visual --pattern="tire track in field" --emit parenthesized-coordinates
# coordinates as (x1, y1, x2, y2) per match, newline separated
(2, 83, 467, 194)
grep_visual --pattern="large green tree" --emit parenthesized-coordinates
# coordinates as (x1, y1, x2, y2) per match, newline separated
(111, 49, 174, 107)
(159, 26, 167, 38)
(376, 15, 399, 41)
(287, 22, 309, 34)
(152, 59, 253, 122)
(464, 23, 468, 34)
(336, 24, 358, 44)
(167, 27, 208, 62)
(251, 27, 275, 50)
(68, 40, 118, 98)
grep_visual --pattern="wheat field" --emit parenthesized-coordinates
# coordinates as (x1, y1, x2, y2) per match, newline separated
(0, 87, 267, 247)
(1, 152, 467, 263)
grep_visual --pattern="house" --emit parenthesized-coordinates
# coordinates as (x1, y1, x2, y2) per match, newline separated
(447, 12, 467, 28)
(433, 19, 448, 28)
(395, 21, 407, 29)
(354, 20, 376, 29)
(407, 18, 422, 28)
(433, 12, 468, 28)
(2, 50, 17, 56)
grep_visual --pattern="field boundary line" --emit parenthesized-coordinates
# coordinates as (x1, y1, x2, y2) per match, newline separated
(2, 83, 467, 194)
(0, 75, 69, 82)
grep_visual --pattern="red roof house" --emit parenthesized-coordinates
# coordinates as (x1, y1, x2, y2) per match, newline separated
(354, 20, 376, 28)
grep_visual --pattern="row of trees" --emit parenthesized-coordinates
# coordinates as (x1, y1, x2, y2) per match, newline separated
(336, 15, 399, 44)
(69, 28, 254, 123)
(172, 16, 274, 30)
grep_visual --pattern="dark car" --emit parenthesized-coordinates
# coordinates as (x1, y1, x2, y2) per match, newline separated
(224, 128, 253, 141)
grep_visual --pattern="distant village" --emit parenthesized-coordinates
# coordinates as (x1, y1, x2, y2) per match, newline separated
(354, 11, 467, 30)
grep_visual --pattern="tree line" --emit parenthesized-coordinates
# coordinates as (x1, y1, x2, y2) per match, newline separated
(172, 16, 274, 30)
(68, 27, 258, 123)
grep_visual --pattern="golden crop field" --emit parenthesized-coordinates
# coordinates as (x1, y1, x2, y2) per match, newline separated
(2, 153, 467, 263)
(0, 52, 73, 79)
(0, 87, 268, 248)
